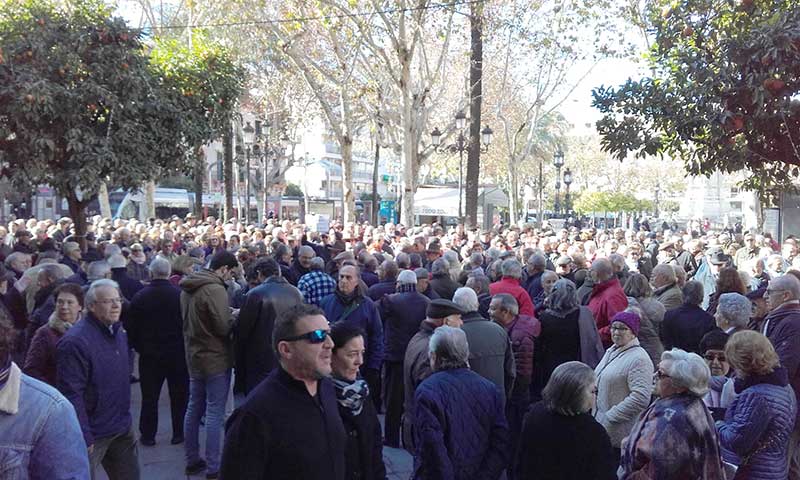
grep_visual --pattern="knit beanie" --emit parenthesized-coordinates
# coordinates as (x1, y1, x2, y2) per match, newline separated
(611, 311, 640, 336)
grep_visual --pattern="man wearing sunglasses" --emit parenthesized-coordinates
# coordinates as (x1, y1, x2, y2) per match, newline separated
(220, 304, 347, 480)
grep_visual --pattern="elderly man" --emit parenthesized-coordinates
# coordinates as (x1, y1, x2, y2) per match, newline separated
(235, 258, 303, 395)
(734, 233, 760, 269)
(220, 304, 346, 479)
(61, 241, 83, 274)
(5, 251, 31, 279)
(0, 314, 90, 479)
(488, 293, 539, 477)
(403, 299, 464, 451)
(522, 253, 547, 300)
(108, 254, 143, 302)
(128, 258, 188, 447)
(651, 263, 684, 311)
(367, 259, 399, 301)
(661, 281, 717, 354)
(413, 326, 509, 479)
(180, 251, 238, 478)
(762, 274, 800, 478)
(415, 267, 439, 300)
(57, 279, 140, 479)
(380, 269, 430, 447)
(320, 264, 384, 407)
(297, 257, 337, 306)
(489, 259, 536, 317)
(430, 258, 460, 301)
(587, 258, 628, 347)
(288, 245, 315, 286)
(455, 287, 515, 405)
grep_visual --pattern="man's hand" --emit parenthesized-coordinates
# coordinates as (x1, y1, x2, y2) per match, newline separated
(88, 444, 94, 455)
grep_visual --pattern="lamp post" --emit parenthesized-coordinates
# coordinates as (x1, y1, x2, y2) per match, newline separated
(240, 122, 256, 223)
(431, 111, 492, 219)
(563, 167, 573, 215)
(654, 184, 661, 220)
(553, 148, 564, 217)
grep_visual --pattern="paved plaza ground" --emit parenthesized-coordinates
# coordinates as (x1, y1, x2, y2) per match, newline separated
(96, 378, 414, 479)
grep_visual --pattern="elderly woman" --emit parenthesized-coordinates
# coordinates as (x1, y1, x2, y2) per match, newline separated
(718, 331, 797, 480)
(594, 311, 653, 464)
(517, 362, 616, 480)
(620, 348, 726, 479)
(700, 330, 735, 420)
(534, 279, 604, 398)
(23, 283, 84, 386)
(714, 292, 750, 337)
(330, 322, 387, 480)
(413, 326, 509, 480)
(533, 270, 559, 312)
(623, 273, 665, 367)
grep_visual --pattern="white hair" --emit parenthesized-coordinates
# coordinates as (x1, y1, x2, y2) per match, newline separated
(661, 348, 710, 397)
(149, 257, 172, 279)
(453, 287, 479, 313)
(429, 326, 470, 371)
(85, 279, 120, 306)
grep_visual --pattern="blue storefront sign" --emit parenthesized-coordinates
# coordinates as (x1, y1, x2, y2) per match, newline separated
(379, 200, 396, 224)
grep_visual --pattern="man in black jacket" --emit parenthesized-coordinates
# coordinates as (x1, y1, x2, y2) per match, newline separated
(234, 258, 303, 395)
(128, 257, 188, 446)
(220, 303, 346, 480)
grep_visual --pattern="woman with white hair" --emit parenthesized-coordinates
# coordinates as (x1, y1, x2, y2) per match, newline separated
(717, 331, 796, 480)
(413, 326, 509, 479)
(715, 292, 751, 336)
(620, 348, 725, 479)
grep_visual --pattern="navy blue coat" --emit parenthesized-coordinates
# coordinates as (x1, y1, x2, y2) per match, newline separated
(719, 367, 797, 480)
(127, 279, 186, 359)
(413, 368, 509, 480)
(367, 280, 395, 302)
(381, 291, 430, 362)
(661, 303, 716, 354)
(111, 268, 143, 302)
(56, 313, 131, 446)
(320, 293, 384, 371)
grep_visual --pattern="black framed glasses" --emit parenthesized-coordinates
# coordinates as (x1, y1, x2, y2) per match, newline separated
(281, 329, 330, 344)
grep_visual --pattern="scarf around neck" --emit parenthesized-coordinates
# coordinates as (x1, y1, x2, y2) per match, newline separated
(332, 376, 369, 416)
(0, 355, 11, 391)
(48, 312, 74, 335)
(335, 287, 362, 306)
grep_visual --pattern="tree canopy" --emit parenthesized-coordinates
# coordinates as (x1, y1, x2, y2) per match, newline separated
(592, 0, 800, 199)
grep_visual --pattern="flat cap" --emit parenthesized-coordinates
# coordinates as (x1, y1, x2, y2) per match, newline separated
(426, 299, 465, 319)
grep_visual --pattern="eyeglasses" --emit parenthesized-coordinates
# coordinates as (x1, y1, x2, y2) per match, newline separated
(703, 353, 727, 363)
(281, 329, 330, 344)
(96, 298, 122, 306)
(653, 370, 671, 380)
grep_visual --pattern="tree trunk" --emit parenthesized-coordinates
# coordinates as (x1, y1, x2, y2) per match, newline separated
(508, 156, 519, 225)
(372, 134, 380, 225)
(223, 123, 234, 222)
(400, 54, 416, 227)
(144, 180, 156, 220)
(67, 195, 88, 251)
(465, 3, 484, 228)
(98, 182, 112, 219)
(193, 147, 204, 217)
(341, 137, 356, 223)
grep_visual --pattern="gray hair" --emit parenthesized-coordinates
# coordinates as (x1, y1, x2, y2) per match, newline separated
(310, 257, 325, 270)
(528, 253, 547, 271)
(682, 281, 705, 306)
(5, 252, 30, 268)
(623, 273, 652, 299)
(429, 326, 470, 371)
(431, 258, 450, 275)
(493, 293, 519, 316)
(652, 263, 677, 283)
(149, 257, 172, 279)
(548, 278, 579, 313)
(298, 245, 315, 257)
(104, 244, 122, 259)
(661, 348, 710, 397)
(501, 259, 523, 279)
(453, 287, 479, 312)
(469, 252, 484, 268)
(542, 361, 596, 416)
(772, 274, 800, 301)
(86, 261, 111, 281)
(39, 263, 67, 282)
(465, 274, 490, 296)
(717, 293, 751, 328)
(608, 253, 626, 271)
(85, 279, 120, 306)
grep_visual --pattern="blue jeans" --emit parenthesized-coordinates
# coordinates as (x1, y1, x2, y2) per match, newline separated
(184, 371, 231, 474)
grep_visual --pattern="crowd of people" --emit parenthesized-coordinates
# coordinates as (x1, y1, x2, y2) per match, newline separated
(1, 211, 800, 479)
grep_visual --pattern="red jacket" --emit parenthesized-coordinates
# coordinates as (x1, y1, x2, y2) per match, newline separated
(502, 314, 540, 397)
(587, 278, 628, 347)
(490, 277, 535, 317)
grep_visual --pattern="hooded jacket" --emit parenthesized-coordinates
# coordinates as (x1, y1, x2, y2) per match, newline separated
(180, 269, 233, 378)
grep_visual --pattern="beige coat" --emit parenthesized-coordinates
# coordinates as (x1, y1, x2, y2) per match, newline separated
(654, 283, 684, 312)
(594, 337, 654, 447)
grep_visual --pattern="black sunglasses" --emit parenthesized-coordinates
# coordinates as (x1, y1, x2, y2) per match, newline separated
(282, 329, 330, 344)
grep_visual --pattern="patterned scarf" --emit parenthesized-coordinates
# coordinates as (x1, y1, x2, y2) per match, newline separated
(397, 283, 417, 293)
(332, 376, 370, 416)
(0, 355, 11, 391)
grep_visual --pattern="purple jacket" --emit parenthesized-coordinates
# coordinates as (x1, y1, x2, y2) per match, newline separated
(764, 302, 800, 423)
(56, 313, 131, 446)
(502, 314, 540, 396)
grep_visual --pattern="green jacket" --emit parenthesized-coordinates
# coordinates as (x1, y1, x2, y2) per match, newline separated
(180, 269, 233, 378)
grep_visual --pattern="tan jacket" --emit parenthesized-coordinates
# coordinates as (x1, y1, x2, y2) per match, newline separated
(180, 270, 233, 378)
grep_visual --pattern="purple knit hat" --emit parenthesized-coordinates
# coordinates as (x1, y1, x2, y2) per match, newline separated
(611, 311, 640, 336)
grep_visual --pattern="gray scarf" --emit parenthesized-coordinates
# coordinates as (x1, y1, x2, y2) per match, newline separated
(332, 377, 369, 416)
(47, 312, 74, 335)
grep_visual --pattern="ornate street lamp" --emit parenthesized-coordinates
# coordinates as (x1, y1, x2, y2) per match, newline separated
(553, 148, 565, 216)
(563, 167, 573, 215)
